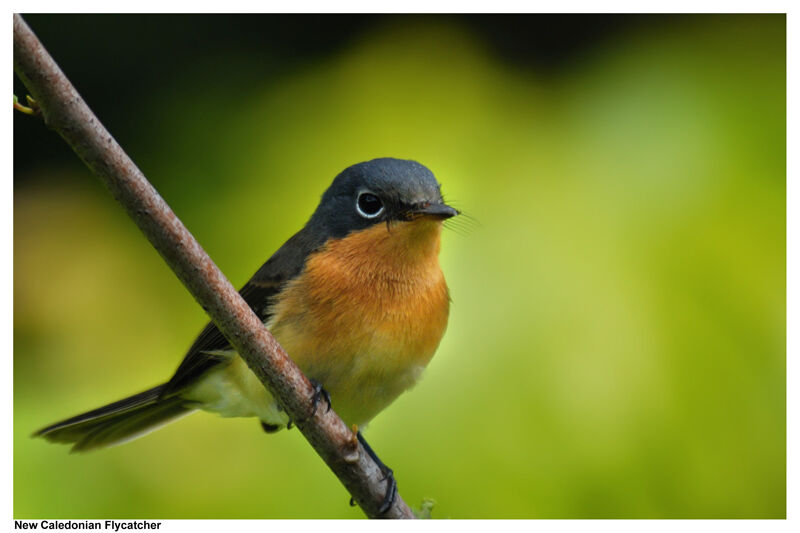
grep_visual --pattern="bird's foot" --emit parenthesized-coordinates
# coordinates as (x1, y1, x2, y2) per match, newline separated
(309, 378, 332, 418)
(357, 431, 398, 514)
(377, 469, 398, 514)
(347, 470, 397, 513)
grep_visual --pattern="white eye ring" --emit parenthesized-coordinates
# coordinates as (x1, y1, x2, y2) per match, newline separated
(356, 191, 385, 219)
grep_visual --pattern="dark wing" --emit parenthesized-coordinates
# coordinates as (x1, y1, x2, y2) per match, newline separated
(159, 280, 282, 396)
(160, 225, 327, 397)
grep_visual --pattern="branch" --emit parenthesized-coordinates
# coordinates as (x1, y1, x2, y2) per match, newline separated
(13, 13, 415, 520)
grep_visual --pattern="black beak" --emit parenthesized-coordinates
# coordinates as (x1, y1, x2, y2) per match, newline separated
(412, 203, 460, 220)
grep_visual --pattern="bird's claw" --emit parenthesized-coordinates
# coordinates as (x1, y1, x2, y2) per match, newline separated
(378, 470, 398, 514)
(356, 431, 398, 514)
(309, 379, 331, 417)
(346, 471, 396, 514)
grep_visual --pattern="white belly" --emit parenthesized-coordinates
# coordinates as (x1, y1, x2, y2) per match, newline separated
(184, 354, 288, 425)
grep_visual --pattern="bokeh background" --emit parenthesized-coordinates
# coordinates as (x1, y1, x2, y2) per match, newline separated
(14, 14, 785, 518)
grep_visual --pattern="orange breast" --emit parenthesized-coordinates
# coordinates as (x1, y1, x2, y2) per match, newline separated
(267, 219, 450, 426)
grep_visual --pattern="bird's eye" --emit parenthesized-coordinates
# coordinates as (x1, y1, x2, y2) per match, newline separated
(356, 192, 384, 219)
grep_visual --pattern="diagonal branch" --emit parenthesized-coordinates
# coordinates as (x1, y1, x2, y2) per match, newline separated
(13, 13, 415, 520)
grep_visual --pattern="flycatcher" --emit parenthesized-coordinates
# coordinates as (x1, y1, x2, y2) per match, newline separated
(36, 157, 458, 510)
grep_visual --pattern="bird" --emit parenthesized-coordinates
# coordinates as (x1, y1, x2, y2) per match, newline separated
(35, 157, 458, 511)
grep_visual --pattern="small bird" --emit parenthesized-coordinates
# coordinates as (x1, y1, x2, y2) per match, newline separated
(35, 158, 458, 510)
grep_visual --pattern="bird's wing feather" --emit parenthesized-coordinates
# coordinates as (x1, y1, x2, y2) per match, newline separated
(160, 226, 327, 397)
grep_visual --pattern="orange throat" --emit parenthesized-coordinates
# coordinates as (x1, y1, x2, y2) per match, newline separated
(317, 218, 446, 280)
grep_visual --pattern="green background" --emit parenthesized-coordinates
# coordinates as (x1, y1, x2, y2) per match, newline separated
(14, 15, 785, 518)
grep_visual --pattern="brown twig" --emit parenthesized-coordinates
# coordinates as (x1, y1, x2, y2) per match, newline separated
(13, 13, 415, 519)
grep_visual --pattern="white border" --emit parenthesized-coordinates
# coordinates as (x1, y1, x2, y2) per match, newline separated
(6, 5, 792, 530)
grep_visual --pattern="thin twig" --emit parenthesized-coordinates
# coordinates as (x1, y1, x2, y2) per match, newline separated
(13, 13, 415, 519)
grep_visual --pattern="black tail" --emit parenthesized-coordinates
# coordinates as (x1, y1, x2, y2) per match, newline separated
(34, 384, 195, 453)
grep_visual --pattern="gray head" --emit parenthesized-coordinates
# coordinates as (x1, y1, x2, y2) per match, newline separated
(307, 158, 458, 240)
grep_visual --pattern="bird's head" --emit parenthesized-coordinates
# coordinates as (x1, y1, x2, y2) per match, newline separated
(310, 158, 459, 242)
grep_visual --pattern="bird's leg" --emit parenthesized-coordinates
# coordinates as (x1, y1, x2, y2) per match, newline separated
(357, 431, 397, 514)
(309, 378, 332, 417)
(264, 380, 328, 433)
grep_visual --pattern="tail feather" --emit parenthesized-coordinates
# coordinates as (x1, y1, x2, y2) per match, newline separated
(34, 384, 196, 452)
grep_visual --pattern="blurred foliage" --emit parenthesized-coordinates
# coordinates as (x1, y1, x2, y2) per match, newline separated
(14, 15, 784, 518)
